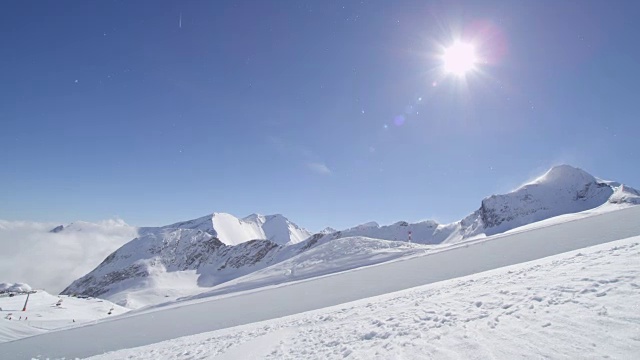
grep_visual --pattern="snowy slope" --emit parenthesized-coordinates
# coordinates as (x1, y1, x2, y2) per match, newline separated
(88, 235, 640, 360)
(3, 205, 639, 359)
(60, 230, 275, 309)
(60, 229, 324, 309)
(0, 290, 127, 343)
(182, 237, 432, 302)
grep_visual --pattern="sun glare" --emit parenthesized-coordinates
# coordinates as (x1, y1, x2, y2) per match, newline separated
(442, 41, 478, 76)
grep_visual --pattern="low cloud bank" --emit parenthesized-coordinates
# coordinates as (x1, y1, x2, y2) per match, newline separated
(0, 219, 137, 294)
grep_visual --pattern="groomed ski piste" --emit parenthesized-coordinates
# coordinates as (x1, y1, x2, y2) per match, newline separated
(0, 292, 127, 344)
(1, 205, 639, 359)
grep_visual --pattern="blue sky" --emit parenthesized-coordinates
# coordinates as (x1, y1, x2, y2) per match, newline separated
(1, 0, 639, 231)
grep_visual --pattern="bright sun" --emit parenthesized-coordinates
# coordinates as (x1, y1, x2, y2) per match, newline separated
(442, 41, 478, 76)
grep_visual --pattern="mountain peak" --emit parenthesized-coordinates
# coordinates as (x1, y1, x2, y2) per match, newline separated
(163, 212, 311, 246)
(530, 165, 596, 187)
(242, 213, 265, 222)
(471, 165, 618, 237)
(242, 213, 289, 223)
(320, 227, 338, 234)
(49, 225, 65, 233)
(356, 221, 379, 229)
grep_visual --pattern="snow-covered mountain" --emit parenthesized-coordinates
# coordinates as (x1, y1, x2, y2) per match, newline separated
(61, 165, 639, 309)
(317, 165, 640, 244)
(319, 227, 338, 234)
(60, 213, 314, 308)
(50, 219, 136, 236)
(150, 212, 311, 246)
(457, 165, 640, 238)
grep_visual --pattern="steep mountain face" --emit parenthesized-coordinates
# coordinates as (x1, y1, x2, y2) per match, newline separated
(61, 165, 639, 308)
(457, 165, 638, 238)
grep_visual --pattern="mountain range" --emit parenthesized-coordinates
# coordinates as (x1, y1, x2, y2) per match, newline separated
(60, 165, 639, 308)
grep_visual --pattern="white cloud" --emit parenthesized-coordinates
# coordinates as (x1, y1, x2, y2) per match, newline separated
(307, 162, 332, 175)
(0, 219, 137, 294)
(267, 136, 332, 175)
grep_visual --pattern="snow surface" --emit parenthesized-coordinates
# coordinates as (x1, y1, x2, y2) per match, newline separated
(2, 205, 639, 359)
(97, 271, 203, 310)
(88, 235, 640, 360)
(181, 237, 431, 302)
(0, 291, 127, 343)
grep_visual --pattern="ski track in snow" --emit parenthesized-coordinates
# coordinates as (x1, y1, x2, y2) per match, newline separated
(88, 236, 640, 360)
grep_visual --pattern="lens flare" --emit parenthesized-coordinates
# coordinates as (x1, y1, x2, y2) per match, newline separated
(442, 41, 477, 76)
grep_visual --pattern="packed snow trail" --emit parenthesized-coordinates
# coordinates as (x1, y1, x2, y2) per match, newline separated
(88, 236, 640, 360)
(1, 206, 639, 359)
